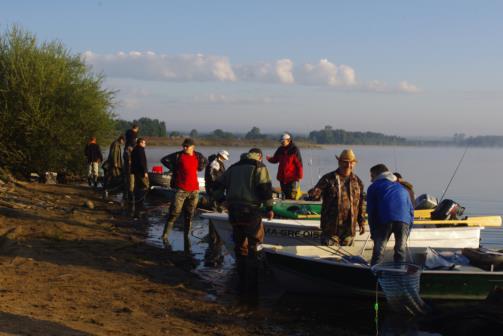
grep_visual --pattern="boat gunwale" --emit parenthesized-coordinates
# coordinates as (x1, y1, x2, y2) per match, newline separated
(264, 246, 503, 276)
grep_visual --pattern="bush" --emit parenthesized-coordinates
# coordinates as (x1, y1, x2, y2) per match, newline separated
(0, 26, 115, 175)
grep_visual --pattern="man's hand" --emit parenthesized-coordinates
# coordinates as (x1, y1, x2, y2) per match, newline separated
(307, 187, 321, 200)
(144, 173, 148, 178)
(266, 210, 274, 220)
(266, 155, 272, 161)
(359, 225, 365, 235)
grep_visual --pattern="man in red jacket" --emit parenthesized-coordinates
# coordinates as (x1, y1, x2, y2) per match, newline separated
(160, 138, 207, 248)
(266, 133, 303, 199)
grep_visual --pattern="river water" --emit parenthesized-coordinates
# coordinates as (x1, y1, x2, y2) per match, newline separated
(141, 145, 503, 335)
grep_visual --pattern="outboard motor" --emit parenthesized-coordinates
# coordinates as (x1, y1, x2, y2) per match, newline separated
(430, 199, 465, 220)
(415, 194, 438, 210)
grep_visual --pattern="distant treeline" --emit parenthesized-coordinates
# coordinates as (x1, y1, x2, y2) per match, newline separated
(451, 133, 503, 147)
(308, 126, 406, 145)
(115, 118, 503, 148)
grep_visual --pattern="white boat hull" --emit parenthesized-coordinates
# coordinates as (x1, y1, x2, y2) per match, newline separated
(201, 212, 482, 258)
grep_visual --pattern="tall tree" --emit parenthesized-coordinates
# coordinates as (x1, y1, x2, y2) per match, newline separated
(0, 26, 115, 174)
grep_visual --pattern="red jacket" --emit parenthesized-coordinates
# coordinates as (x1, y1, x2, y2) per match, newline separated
(267, 143, 303, 184)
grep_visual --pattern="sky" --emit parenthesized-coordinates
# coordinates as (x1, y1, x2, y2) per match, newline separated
(2, 1, 503, 137)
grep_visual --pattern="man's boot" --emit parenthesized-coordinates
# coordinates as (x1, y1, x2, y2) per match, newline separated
(246, 255, 259, 297)
(235, 255, 247, 296)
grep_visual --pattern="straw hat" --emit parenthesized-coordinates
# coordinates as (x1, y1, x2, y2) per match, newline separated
(336, 149, 357, 162)
(218, 150, 230, 160)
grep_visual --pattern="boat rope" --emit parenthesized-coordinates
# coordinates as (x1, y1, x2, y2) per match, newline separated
(289, 233, 356, 258)
(374, 279, 379, 335)
(439, 145, 469, 202)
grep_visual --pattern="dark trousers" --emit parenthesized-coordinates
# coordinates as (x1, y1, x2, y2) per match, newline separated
(280, 181, 299, 200)
(133, 174, 149, 217)
(232, 217, 264, 297)
(371, 221, 410, 266)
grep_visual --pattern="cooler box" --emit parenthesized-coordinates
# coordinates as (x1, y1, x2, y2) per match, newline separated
(152, 165, 163, 174)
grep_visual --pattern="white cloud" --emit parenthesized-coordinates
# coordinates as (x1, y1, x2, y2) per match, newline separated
(83, 51, 236, 82)
(193, 93, 274, 105)
(365, 80, 421, 93)
(276, 59, 295, 84)
(296, 59, 357, 87)
(84, 51, 418, 93)
(398, 81, 421, 93)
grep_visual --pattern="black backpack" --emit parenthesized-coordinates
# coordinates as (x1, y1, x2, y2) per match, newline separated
(430, 199, 465, 220)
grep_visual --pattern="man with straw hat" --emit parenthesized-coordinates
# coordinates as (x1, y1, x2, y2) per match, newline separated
(308, 149, 365, 246)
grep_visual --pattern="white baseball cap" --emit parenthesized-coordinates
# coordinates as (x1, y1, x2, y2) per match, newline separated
(218, 150, 230, 160)
(280, 133, 291, 141)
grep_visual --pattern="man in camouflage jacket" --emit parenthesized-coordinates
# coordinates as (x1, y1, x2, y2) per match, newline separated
(308, 149, 365, 246)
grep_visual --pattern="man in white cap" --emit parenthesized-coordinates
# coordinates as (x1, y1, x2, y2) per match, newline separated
(204, 149, 230, 267)
(266, 132, 303, 199)
(205, 149, 230, 201)
(308, 149, 365, 246)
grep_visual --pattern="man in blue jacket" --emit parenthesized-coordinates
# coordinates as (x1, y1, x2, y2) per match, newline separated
(367, 164, 414, 266)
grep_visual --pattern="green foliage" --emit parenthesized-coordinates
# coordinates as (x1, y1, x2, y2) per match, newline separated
(206, 129, 236, 140)
(245, 126, 266, 140)
(189, 129, 199, 138)
(115, 117, 167, 137)
(464, 136, 503, 147)
(309, 126, 407, 145)
(0, 26, 115, 175)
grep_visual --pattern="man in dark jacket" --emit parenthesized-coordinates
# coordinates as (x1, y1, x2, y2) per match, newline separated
(123, 124, 139, 201)
(160, 138, 207, 246)
(308, 149, 365, 247)
(84, 137, 103, 187)
(266, 133, 303, 199)
(131, 138, 149, 218)
(367, 164, 414, 266)
(214, 148, 274, 298)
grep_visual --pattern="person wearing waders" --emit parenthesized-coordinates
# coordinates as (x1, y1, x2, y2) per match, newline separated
(123, 124, 139, 206)
(103, 134, 125, 198)
(213, 148, 274, 303)
(130, 138, 149, 219)
(160, 138, 207, 251)
(204, 150, 229, 266)
(84, 137, 103, 188)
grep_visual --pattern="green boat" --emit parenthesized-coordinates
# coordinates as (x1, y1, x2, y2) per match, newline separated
(264, 244, 503, 301)
(272, 200, 322, 219)
(272, 200, 438, 221)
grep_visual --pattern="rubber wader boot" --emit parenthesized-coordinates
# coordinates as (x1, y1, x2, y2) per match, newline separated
(235, 255, 247, 296)
(246, 254, 259, 297)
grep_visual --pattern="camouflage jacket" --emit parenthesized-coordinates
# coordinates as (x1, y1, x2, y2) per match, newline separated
(311, 170, 365, 236)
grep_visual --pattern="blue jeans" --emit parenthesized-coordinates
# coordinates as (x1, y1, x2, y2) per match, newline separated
(371, 221, 410, 266)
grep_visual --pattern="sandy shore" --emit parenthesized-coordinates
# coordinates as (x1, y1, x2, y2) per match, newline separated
(0, 179, 371, 336)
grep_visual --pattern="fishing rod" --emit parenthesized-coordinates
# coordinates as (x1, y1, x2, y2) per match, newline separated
(439, 145, 469, 202)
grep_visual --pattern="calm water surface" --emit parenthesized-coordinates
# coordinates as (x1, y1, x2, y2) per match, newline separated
(145, 145, 503, 248)
(141, 145, 503, 335)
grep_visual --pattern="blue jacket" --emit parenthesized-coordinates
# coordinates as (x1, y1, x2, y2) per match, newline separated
(367, 175, 414, 232)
